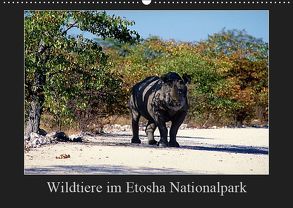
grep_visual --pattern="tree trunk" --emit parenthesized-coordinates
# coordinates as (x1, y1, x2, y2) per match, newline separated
(25, 97, 43, 136)
(25, 69, 46, 136)
(25, 40, 49, 137)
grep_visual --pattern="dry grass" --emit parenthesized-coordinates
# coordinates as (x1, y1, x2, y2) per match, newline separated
(39, 113, 133, 135)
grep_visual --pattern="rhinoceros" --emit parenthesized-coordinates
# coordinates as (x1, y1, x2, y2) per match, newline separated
(129, 72, 191, 147)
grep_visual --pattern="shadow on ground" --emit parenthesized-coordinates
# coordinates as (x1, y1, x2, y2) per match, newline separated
(181, 144, 268, 155)
(101, 133, 214, 140)
(89, 133, 269, 155)
(24, 164, 206, 175)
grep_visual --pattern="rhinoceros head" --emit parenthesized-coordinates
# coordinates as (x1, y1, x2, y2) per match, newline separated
(160, 72, 191, 111)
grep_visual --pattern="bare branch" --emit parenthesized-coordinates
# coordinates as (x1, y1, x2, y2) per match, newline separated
(62, 21, 78, 36)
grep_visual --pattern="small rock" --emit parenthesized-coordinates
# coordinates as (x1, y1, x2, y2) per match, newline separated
(30, 132, 40, 140)
(28, 132, 51, 148)
(70, 137, 83, 142)
(31, 138, 40, 147)
(68, 134, 83, 142)
(47, 131, 69, 142)
(38, 128, 47, 136)
(56, 154, 70, 159)
(55, 132, 69, 142)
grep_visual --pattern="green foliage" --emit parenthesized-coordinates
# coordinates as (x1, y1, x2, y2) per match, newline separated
(25, 11, 139, 131)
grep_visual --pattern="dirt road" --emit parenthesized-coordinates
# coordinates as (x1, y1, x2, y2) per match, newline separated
(24, 128, 269, 175)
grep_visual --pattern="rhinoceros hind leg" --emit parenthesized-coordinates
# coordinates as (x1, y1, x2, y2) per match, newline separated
(146, 121, 157, 145)
(130, 105, 141, 144)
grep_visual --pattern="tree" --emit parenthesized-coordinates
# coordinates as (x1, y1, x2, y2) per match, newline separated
(197, 29, 268, 126)
(25, 11, 140, 135)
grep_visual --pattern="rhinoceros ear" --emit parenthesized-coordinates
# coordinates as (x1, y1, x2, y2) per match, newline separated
(161, 73, 171, 83)
(182, 74, 191, 84)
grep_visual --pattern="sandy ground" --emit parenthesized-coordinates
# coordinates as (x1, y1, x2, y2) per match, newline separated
(24, 128, 269, 175)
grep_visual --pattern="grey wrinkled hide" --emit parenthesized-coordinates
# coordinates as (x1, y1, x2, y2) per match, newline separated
(129, 72, 191, 147)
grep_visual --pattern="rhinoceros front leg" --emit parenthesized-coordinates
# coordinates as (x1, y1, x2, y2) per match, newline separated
(156, 118, 168, 147)
(169, 112, 187, 147)
(145, 121, 157, 145)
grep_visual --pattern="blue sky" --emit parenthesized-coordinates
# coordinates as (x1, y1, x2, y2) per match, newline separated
(72, 10, 269, 43)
